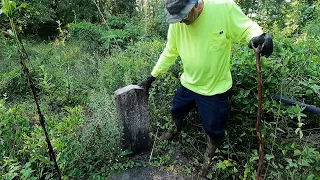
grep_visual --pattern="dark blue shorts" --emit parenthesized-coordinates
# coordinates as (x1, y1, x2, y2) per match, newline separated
(170, 86, 229, 137)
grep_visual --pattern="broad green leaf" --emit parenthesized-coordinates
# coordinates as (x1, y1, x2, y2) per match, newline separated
(217, 161, 227, 169)
(306, 174, 315, 180)
(1, 6, 9, 16)
(19, 3, 27, 8)
(304, 147, 316, 155)
(293, 150, 301, 156)
(233, 167, 238, 173)
(306, 89, 313, 95)
(265, 154, 274, 161)
(301, 159, 311, 166)
(282, 150, 287, 155)
(25, 162, 31, 168)
(11, 1, 16, 9)
(249, 155, 259, 162)
(223, 160, 234, 167)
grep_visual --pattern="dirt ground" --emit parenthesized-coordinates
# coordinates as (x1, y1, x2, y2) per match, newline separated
(111, 152, 207, 180)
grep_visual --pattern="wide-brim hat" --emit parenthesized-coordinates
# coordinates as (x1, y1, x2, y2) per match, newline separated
(165, 0, 199, 24)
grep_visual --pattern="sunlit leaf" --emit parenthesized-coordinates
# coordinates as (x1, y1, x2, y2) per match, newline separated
(10, 1, 16, 9)
(217, 161, 227, 169)
(7, 29, 14, 36)
(19, 3, 27, 8)
(1, 6, 9, 16)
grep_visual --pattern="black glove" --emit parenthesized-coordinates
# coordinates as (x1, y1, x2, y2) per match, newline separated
(248, 33, 273, 58)
(138, 76, 156, 94)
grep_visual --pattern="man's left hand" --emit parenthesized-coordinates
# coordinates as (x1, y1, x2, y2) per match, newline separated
(248, 33, 273, 58)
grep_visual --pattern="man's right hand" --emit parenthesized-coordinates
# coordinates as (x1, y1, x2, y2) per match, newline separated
(138, 76, 156, 94)
(248, 33, 273, 58)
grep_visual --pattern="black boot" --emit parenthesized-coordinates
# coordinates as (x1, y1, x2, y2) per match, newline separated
(159, 118, 182, 141)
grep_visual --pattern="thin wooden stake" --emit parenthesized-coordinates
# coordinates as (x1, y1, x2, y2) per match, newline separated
(252, 43, 265, 180)
(18, 39, 62, 180)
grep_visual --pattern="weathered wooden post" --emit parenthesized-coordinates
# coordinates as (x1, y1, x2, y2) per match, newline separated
(115, 85, 150, 154)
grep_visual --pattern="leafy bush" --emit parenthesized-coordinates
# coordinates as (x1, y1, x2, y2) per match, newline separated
(1, 0, 320, 179)
(0, 94, 122, 179)
(69, 22, 135, 56)
(79, 89, 122, 169)
(103, 39, 165, 92)
(69, 22, 110, 55)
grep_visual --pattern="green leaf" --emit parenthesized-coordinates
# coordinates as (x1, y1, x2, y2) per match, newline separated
(291, 142, 297, 149)
(7, 29, 14, 36)
(1, 6, 9, 16)
(11, 1, 16, 9)
(217, 161, 227, 169)
(119, 149, 133, 156)
(249, 156, 259, 162)
(25, 162, 31, 168)
(306, 90, 313, 96)
(233, 167, 238, 173)
(306, 174, 315, 180)
(19, 3, 27, 8)
(293, 150, 301, 156)
(265, 154, 274, 161)
(223, 160, 234, 167)
(21, 168, 33, 178)
(301, 159, 311, 166)
(287, 159, 298, 168)
(282, 150, 287, 155)
(185, 167, 191, 174)
(300, 113, 307, 118)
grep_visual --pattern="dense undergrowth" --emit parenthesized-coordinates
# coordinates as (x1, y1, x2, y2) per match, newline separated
(1, 0, 319, 179)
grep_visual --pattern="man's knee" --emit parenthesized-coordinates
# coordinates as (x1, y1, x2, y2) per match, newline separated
(206, 131, 225, 142)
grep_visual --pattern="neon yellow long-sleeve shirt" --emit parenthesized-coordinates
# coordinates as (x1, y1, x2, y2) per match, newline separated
(151, 0, 263, 96)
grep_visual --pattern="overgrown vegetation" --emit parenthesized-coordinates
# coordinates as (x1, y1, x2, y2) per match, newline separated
(1, 0, 319, 179)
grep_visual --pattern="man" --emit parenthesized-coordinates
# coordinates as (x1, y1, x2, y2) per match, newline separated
(139, 0, 273, 165)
